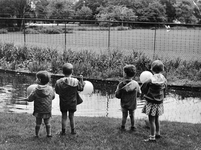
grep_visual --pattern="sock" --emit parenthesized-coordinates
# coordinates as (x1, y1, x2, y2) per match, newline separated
(121, 125, 125, 129)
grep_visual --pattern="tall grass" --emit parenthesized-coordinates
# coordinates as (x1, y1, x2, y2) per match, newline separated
(0, 42, 201, 85)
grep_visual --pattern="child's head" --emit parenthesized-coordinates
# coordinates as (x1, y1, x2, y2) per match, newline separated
(63, 63, 73, 76)
(123, 64, 136, 78)
(151, 60, 164, 73)
(36, 71, 50, 85)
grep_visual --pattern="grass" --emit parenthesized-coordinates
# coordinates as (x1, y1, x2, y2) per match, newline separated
(0, 29, 201, 60)
(0, 113, 201, 150)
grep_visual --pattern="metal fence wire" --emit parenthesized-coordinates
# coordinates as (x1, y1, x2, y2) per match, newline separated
(0, 18, 201, 60)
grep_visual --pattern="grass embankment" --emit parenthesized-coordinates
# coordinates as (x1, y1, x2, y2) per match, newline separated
(0, 113, 200, 150)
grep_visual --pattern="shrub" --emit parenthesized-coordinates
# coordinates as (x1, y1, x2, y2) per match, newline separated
(39, 27, 63, 34)
(116, 26, 130, 31)
(0, 29, 8, 34)
(25, 28, 39, 34)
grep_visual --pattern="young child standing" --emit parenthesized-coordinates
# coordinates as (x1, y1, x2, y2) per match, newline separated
(141, 60, 167, 142)
(115, 64, 141, 131)
(27, 71, 55, 138)
(55, 63, 84, 135)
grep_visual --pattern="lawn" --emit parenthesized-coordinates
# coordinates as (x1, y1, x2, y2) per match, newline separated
(0, 113, 201, 150)
(0, 29, 200, 60)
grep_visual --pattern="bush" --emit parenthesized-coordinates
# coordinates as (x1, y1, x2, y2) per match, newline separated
(0, 42, 201, 84)
(116, 26, 130, 31)
(0, 29, 8, 34)
(25, 28, 39, 34)
(39, 27, 63, 34)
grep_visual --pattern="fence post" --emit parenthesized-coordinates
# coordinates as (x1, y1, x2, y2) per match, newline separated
(108, 20, 111, 53)
(64, 22, 67, 52)
(153, 25, 157, 60)
(23, 18, 26, 45)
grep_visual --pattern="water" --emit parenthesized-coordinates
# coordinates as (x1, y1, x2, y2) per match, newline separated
(0, 70, 201, 124)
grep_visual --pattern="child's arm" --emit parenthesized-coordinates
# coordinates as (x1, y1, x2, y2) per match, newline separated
(140, 80, 150, 95)
(55, 81, 59, 95)
(77, 75, 85, 91)
(27, 90, 36, 102)
(115, 83, 122, 99)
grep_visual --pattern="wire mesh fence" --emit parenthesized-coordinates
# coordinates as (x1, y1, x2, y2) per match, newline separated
(0, 18, 201, 60)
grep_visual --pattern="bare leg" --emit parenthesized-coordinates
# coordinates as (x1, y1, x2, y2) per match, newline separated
(149, 115, 156, 139)
(155, 115, 160, 136)
(129, 110, 134, 127)
(35, 117, 42, 137)
(69, 111, 76, 134)
(122, 110, 128, 129)
(44, 118, 51, 137)
(61, 112, 67, 134)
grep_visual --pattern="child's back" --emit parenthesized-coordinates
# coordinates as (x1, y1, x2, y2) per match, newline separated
(116, 79, 139, 110)
(55, 76, 83, 111)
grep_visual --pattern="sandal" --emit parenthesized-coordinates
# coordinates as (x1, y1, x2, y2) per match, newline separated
(144, 138, 156, 142)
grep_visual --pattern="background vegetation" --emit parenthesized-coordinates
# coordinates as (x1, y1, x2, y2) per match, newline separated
(0, 0, 201, 29)
(0, 42, 201, 86)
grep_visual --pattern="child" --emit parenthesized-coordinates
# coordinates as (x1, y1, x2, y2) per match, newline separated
(141, 60, 167, 142)
(27, 71, 55, 138)
(115, 64, 141, 131)
(55, 63, 84, 135)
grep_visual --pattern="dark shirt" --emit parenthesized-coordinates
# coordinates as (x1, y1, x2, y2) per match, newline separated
(115, 79, 140, 110)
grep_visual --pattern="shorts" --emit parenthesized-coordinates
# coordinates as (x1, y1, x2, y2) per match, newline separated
(121, 107, 134, 114)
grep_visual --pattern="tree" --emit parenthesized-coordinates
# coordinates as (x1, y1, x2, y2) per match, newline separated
(96, 5, 136, 26)
(136, 1, 167, 22)
(174, 0, 198, 23)
(75, 5, 93, 19)
(160, 0, 176, 22)
(46, 0, 75, 19)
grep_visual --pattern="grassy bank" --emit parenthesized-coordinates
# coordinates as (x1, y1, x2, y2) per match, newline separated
(0, 113, 200, 150)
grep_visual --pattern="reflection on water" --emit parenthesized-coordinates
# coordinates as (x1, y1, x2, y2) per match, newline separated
(0, 71, 201, 124)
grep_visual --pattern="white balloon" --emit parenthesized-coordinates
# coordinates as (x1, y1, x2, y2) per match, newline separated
(140, 71, 153, 83)
(81, 80, 94, 95)
(27, 84, 37, 96)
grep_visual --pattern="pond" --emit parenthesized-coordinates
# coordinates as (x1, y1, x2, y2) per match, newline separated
(0, 70, 201, 124)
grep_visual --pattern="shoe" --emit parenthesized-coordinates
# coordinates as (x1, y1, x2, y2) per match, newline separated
(155, 134, 161, 139)
(144, 138, 156, 142)
(35, 135, 39, 138)
(71, 131, 76, 135)
(47, 135, 52, 138)
(130, 126, 136, 131)
(59, 131, 66, 136)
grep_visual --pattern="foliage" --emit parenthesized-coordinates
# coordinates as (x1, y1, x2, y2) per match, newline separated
(75, 5, 93, 20)
(0, 0, 201, 24)
(24, 28, 39, 34)
(0, 43, 201, 85)
(46, 0, 75, 19)
(96, 5, 136, 25)
(38, 26, 63, 34)
(174, 0, 198, 23)
(0, 29, 8, 34)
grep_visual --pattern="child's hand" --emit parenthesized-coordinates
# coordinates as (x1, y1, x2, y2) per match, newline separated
(79, 75, 83, 81)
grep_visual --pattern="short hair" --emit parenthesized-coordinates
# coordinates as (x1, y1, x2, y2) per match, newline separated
(151, 60, 164, 73)
(123, 64, 136, 77)
(63, 63, 73, 75)
(36, 71, 50, 85)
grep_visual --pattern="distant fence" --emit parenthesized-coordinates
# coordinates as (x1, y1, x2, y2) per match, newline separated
(0, 18, 201, 60)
